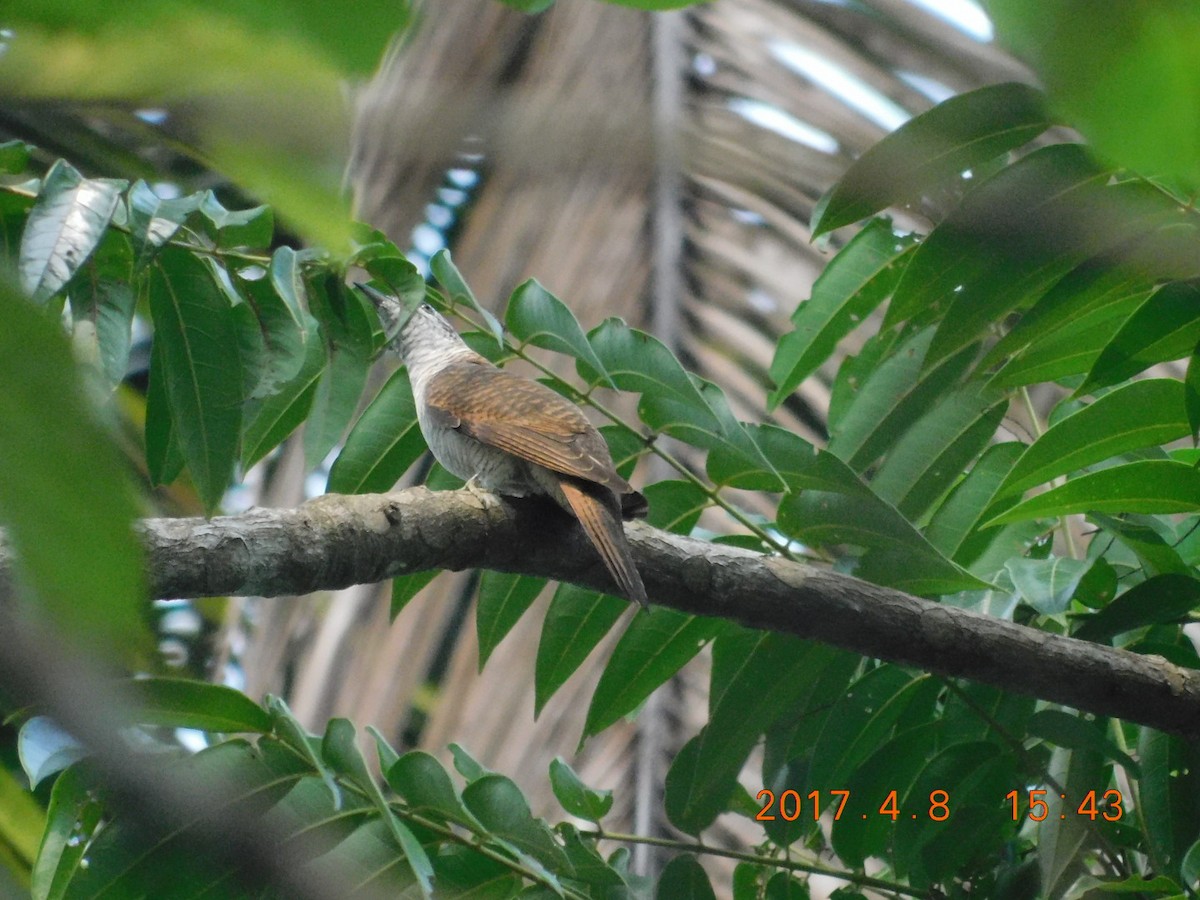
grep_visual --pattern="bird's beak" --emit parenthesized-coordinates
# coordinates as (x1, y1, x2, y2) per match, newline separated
(354, 282, 422, 342)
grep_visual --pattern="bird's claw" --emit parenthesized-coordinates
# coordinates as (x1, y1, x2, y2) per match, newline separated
(464, 475, 502, 509)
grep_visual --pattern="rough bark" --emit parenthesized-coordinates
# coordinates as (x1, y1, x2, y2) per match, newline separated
(134, 487, 1200, 739)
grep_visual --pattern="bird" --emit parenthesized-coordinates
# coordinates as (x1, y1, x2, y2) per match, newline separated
(355, 283, 649, 609)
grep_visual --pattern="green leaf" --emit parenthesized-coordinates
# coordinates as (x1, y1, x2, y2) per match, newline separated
(233, 266, 309, 400)
(497, 0, 556, 10)
(126, 181, 202, 270)
(643, 480, 710, 533)
(811, 82, 1052, 236)
(808, 668, 932, 789)
(449, 744, 491, 784)
(323, 719, 435, 897)
(430, 249, 502, 344)
(997, 380, 1190, 500)
(68, 228, 137, 389)
(579, 318, 710, 415)
(128, 678, 272, 733)
(477, 571, 548, 669)
(1137, 730, 1200, 881)
(1187, 340, 1200, 441)
(145, 337, 185, 486)
(991, 289, 1146, 387)
(328, 368, 425, 493)
(777, 457, 987, 594)
(387, 751, 475, 827)
(764, 871, 809, 900)
(19, 159, 125, 302)
(535, 584, 626, 716)
(666, 633, 829, 835)
(505, 279, 613, 387)
(870, 385, 1005, 520)
(32, 764, 99, 900)
(548, 758, 613, 824)
(198, 192, 273, 249)
(655, 855, 716, 900)
(1004, 556, 1089, 615)
(584, 608, 724, 739)
(18, 719, 87, 790)
(461, 775, 568, 873)
(148, 246, 244, 512)
(1078, 282, 1200, 395)
(0, 279, 147, 653)
(827, 329, 975, 472)
(986, 460, 1200, 526)
(390, 569, 438, 619)
(981, 262, 1153, 369)
(926, 442, 1024, 559)
(304, 279, 373, 468)
(1076, 574, 1200, 642)
(768, 220, 916, 407)
(0, 139, 32, 174)
(241, 323, 324, 470)
(888, 145, 1108, 358)
(1027, 710, 1137, 772)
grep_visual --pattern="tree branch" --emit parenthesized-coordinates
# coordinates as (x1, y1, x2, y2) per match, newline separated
(137, 487, 1200, 738)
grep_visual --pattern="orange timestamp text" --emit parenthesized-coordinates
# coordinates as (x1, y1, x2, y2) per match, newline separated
(1006, 788, 1123, 821)
(755, 789, 951, 822)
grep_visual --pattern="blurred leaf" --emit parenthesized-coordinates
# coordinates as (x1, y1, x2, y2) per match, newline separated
(328, 368, 425, 493)
(811, 82, 1052, 236)
(655, 855, 716, 900)
(128, 678, 272, 733)
(549, 758, 612, 823)
(535, 584, 626, 716)
(477, 571, 548, 669)
(1078, 282, 1200, 395)
(0, 279, 147, 653)
(19, 159, 125, 302)
(997, 380, 1189, 500)
(0, 139, 33, 174)
(765, 871, 810, 900)
(584, 608, 725, 738)
(1004, 556, 1089, 615)
(505, 279, 612, 387)
(149, 246, 243, 511)
(769, 220, 916, 407)
(987, 460, 1200, 525)
(1076, 574, 1200, 642)
(986, 0, 1200, 190)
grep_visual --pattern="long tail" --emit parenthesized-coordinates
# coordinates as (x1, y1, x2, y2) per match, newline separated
(558, 479, 649, 609)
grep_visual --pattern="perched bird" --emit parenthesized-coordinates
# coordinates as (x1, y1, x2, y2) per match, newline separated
(355, 283, 649, 608)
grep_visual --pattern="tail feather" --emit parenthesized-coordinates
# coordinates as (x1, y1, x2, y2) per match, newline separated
(559, 480, 649, 609)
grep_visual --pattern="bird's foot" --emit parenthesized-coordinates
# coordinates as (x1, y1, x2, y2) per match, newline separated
(464, 475, 502, 509)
